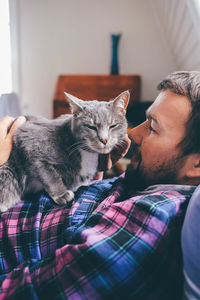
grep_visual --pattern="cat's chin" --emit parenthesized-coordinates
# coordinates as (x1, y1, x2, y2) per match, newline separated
(83, 146, 112, 154)
(95, 147, 113, 154)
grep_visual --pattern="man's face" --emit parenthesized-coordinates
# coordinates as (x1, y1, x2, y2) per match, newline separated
(125, 90, 192, 190)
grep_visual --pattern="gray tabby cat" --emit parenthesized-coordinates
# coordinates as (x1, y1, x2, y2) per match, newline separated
(0, 90, 129, 212)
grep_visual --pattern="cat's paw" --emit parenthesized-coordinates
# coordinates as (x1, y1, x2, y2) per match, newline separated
(0, 204, 10, 213)
(54, 190, 74, 205)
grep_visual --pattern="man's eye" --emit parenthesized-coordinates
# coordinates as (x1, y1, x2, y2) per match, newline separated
(85, 125, 97, 131)
(149, 125, 156, 133)
(110, 124, 118, 129)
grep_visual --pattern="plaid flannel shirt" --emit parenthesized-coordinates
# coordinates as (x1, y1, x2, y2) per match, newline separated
(0, 175, 195, 300)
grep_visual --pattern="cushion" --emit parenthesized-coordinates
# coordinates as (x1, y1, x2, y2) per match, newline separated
(182, 185, 200, 299)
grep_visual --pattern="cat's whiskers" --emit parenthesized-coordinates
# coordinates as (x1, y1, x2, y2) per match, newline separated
(66, 141, 84, 153)
(68, 141, 87, 157)
(80, 145, 91, 152)
(68, 145, 84, 157)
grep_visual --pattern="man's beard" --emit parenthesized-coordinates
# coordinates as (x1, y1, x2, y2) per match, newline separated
(124, 143, 186, 194)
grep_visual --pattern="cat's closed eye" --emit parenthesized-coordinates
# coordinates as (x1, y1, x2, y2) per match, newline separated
(85, 124, 97, 131)
(110, 124, 119, 129)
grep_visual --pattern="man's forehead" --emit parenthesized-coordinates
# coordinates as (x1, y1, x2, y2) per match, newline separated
(146, 90, 192, 128)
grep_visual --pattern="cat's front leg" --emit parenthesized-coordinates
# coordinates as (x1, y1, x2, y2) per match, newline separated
(53, 189, 74, 205)
(0, 165, 22, 212)
(38, 166, 74, 205)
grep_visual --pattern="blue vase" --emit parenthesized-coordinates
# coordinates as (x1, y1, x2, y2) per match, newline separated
(110, 34, 121, 75)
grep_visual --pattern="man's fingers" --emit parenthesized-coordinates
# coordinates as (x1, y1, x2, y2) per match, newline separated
(0, 116, 15, 139)
(111, 136, 131, 165)
(98, 136, 131, 172)
(120, 135, 131, 156)
(7, 116, 26, 138)
(0, 116, 26, 166)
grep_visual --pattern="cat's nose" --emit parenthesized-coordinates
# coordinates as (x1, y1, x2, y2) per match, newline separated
(100, 138, 108, 145)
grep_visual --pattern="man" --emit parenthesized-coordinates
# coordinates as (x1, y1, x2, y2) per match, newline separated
(0, 71, 199, 299)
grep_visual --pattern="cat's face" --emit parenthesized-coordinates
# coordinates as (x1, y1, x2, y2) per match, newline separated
(64, 91, 130, 154)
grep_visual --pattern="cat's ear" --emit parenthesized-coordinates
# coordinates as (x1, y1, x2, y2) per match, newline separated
(64, 92, 83, 114)
(112, 90, 130, 114)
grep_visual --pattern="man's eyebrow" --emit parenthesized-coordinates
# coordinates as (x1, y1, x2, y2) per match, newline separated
(145, 110, 161, 128)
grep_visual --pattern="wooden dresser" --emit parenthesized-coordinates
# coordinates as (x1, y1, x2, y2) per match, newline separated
(53, 74, 141, 118)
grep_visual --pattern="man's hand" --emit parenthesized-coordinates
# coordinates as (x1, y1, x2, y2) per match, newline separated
(98, 135, 131, 172)
(0, 116, 26, 166)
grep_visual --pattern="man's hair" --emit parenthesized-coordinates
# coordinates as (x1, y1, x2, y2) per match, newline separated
(157, 71, 200, 156)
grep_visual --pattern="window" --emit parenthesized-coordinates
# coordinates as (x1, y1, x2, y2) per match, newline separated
(0, 0, 12, 95)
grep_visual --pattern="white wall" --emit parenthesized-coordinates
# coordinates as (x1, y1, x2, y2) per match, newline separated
(17, 0, 176, 118)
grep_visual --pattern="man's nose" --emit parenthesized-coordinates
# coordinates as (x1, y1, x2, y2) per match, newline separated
(128, 121, 146, 146)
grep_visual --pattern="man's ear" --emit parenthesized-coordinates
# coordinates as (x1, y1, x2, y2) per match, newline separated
(185, 154, 200, 179)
